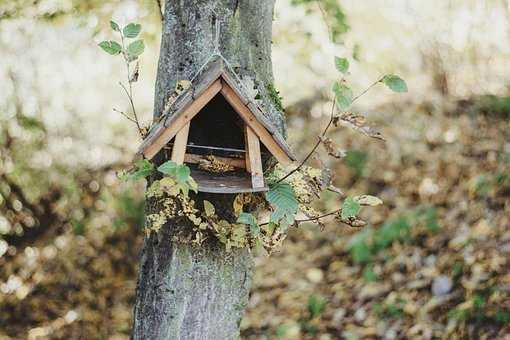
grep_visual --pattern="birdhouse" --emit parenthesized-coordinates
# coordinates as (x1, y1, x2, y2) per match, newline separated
(137, 56, 296, 193)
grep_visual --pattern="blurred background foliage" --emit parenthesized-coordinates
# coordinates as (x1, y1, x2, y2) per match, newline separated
(0, 0, 509, 339)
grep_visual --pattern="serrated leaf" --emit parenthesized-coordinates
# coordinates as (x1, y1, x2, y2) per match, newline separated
(123, 23, 141, 38)
(266, 183, 298, 223)
(203, 200, 215, 217)
(127, 40, 144, 58)
(332, 82, 353, 110)
(382, 74, 408, 93)
(110, 20, 120, 32)
(237, 212, 256, 225)
(341, 196, 361, 219)
(175, 165, 190, 184)
(354, 195, 383, 206)
(98, 41, 122, 55)
(157, 160, 178, 176)
(334, 56, 349, 74)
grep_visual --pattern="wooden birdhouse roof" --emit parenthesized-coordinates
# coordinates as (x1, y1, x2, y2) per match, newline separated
(137, 55, 296, 164)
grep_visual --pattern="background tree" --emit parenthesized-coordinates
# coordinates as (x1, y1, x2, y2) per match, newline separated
(132, 1, 283, 339)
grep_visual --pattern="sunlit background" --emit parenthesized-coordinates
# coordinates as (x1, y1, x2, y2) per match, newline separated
(1, 0, 509, 339)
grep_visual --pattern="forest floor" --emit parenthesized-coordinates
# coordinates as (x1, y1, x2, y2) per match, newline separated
(0, 99, 509, 339)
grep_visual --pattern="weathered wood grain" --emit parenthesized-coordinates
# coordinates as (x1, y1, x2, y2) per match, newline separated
(245, 126, 264, 188)
(171, 122, 190, 164)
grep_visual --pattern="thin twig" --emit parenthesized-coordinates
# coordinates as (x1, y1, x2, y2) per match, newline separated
(277, 76, 384, 183)
(295, 208, 341, 223)
(277, 99, 336, 183)
(259, 208, 342, 227)
(113, 108, 138, 124)
(119, 33, 143, 136)
(352, 77, 383, 103)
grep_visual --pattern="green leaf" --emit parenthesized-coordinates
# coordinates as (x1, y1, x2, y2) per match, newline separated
(266, 183, 298, 223)
(175, 165, 191, 184)
(354, 195, 383, 206)
(334, 56, 349, 74)
(341, 196, 361, 219)
(332, 82, 353, 110)
(237, 212, 260, 237)
(158, 161, 191, 184)
(157, 161, 194, 195)
(128, 159, 154, 180)
(98, 41, 122, 55)
(123, 23, 141, 38)
(110, 20, 120, 32)
(177, 183, 189, 198)
(362, 265, 379, 282)
(157, 161, 178, 176)
(187, 176, 198, 193)
(307, 295, 327, 319)
(203, 200, 215, 217)
(382, 75, 408, 93)
(237, 212, 256, 226)
(127, 40, 144, 58)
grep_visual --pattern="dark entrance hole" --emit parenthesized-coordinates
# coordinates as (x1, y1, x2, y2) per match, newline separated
(187, 94, 245, 150)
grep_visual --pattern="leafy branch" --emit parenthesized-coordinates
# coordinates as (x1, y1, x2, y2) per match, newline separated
(277, 57, 408, 184)
(98, 20, 145, 137)
(247, 58, 408, 242)
(257, 194, 382, 230)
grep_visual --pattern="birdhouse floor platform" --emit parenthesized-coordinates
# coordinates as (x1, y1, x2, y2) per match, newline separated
(191, 169, 268, 194)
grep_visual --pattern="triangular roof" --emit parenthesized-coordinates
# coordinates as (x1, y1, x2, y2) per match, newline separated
(137, 55, 296, 164)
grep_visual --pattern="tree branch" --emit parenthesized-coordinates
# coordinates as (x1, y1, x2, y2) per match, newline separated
(113, 108, 139, 124)
(277, 76, 384, 183)
(119, 33, 144, 136)
(277, 99, 336, 183)
(352, 77, 383, 103)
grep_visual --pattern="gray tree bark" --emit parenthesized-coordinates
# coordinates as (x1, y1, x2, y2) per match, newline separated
(132, 1, 284, 339)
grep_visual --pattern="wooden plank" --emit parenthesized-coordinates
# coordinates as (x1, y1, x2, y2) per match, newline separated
(184, 153, 246, 169)
(192, 58, 224, 98)
(245, 101, 296, 161)
(191, 169, 268, 194)
(221, 72, 249, 104)
(220, 81, 293, 166)
(245, 125, 264, 188)
(143, 80, 222, 159)
(171, 121, 190, 164)
(244, 125, 252, 173)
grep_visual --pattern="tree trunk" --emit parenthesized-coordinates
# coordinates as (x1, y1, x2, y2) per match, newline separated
(132, 1, 284, 339)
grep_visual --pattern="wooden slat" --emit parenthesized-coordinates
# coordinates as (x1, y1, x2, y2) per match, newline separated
(245, 125, 264, 188)
(191, 58, 224, 98)
(220, 81, 293, 166)
(170, 121, 190, 164)
(244, 125, 252, 173)
(191, 169, 268, 194)
(143, 80, 222, 159)
(221, 71, 249, 104)
(184, 153, 246, 169)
